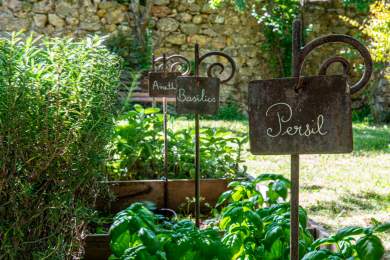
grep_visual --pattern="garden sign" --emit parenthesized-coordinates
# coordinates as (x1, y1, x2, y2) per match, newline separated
(148, 54, 191, 208)
(248, 19, 372, 260)
(176, 76, 220, 115)
(249, 75, 352, 154)
(175, 44, 236, 227)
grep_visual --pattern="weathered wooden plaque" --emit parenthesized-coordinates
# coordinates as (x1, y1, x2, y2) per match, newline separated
(176, 76, 220, 115)
(148, 72, 180, 97)
(248, 75, 352, 155)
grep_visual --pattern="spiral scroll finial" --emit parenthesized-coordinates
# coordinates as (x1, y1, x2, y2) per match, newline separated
(196, 45, 236, 84)
(153, 54, 191, 75)
(293, 19, 373, 94)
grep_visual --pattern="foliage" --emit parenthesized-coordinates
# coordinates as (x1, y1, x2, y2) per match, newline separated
(340, 1, 390, 64)
(216, 174, 310, 259)
(109, 176, 389, 259)
(209, 103, 247, 121)
(0, 34, 121, 258)
(108, 202, 232, 260)
(342, 0, 376, 13)
(105, 0, 153, 72)
(105, 28, 152, 72)
(108, 104, 247, 180)
(303, 223, 390, 259)
(209, 0, 300, 77)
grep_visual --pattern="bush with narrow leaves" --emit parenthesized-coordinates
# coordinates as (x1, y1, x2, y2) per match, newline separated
(0, 34, 121, 258)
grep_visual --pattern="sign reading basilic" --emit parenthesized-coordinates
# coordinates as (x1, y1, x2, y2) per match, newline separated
(248, 75, 352, 155)
(175, 76, 220, 115)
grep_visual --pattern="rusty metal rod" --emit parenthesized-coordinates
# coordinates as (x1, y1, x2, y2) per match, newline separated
(290, 154, 300, 260)
(290, 19, 302, 260)
(162, 54, 169, 209)
(194, 43, 201, 227)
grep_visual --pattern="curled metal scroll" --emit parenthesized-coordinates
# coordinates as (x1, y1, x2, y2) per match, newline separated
(318, 56, 351, 77)
(293, 20, 373, 94)
(153, 54, 191, 75)
(198, 51, 236, 84)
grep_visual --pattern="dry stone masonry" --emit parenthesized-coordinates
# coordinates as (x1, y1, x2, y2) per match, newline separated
(0, 0, 388, 120)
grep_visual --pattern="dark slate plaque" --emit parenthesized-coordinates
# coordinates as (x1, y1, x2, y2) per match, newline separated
(176, 76, 220, 115)
(148, 72, 180, 97)
(248, 75, 352, 155)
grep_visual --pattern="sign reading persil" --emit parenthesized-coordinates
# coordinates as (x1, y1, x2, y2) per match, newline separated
(248, 75, 352, 155)
(148, 72, 180, 98)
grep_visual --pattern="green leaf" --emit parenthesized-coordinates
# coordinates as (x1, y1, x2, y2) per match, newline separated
(333, 226, 365, 241)
(301, 249, 333, 260)
(356, 235, 384, 260)
(110, 230, 131, 257)
(267, 239, 283, 259)
(134, 104, 144, 113)
(216, 190, 233, 207)
(373, 222, 390, 233)
(138, 228, 160, 254)
(264, 225, 283, 248)
(273, 180, 288, 199)
(144, 107, 160, 115)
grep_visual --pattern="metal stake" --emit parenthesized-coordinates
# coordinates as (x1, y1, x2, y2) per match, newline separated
(290, 18, 302, 260)
(288, 18, 372, 259)
(194, 44, 201, 227)
(162, 54, 169, 209)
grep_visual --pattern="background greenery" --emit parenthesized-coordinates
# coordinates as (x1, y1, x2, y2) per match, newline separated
(107, 104, 247, 180)
(0, 35, 121, 258)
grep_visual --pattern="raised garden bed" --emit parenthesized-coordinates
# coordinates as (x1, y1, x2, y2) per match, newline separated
(85, 178, 236, 259)
(96, 178, 234, 213)
(84, 178, 330, 260)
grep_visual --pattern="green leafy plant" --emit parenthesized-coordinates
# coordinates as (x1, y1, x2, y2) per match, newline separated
(108, 104, 247, 180)
(304, 222, 390, 259)
(216, 175, 388, 260)
(342, 0, 376, 13)
(109, 176, 389, 259)
(0, 34, 121, 258)
(109, 202, 232, 260)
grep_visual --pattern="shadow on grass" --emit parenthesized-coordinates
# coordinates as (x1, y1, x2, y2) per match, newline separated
(307, 191, 390, 214)
(353, 124, 390, 152)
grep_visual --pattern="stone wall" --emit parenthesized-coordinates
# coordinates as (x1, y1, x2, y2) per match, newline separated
(0, 0, 388, 120)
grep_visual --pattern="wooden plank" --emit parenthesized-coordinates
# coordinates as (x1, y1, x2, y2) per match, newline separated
(96, 179, 233, 213)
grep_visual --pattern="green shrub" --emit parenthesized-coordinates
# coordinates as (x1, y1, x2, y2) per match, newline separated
(108, 104, 247, 180)
(0, 34, 121, 258)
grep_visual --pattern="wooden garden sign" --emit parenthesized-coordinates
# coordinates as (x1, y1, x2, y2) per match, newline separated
(249, 75, 352, 155)
(248, 19, 372, 260)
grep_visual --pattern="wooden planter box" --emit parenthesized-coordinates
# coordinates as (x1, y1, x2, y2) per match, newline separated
(96, 178, 234, 213)
(84, 178, 330, 259)
(85, 178, 234, 259)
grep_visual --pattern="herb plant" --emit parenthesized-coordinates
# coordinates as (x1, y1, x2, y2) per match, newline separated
(0, 34, 121, 258)
(109, 202, 232, 260)
(108, 104, 247, 180)
(109, 175, 389, 259)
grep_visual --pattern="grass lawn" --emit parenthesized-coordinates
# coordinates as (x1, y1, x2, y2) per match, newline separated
(173, 119, 390, 252)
